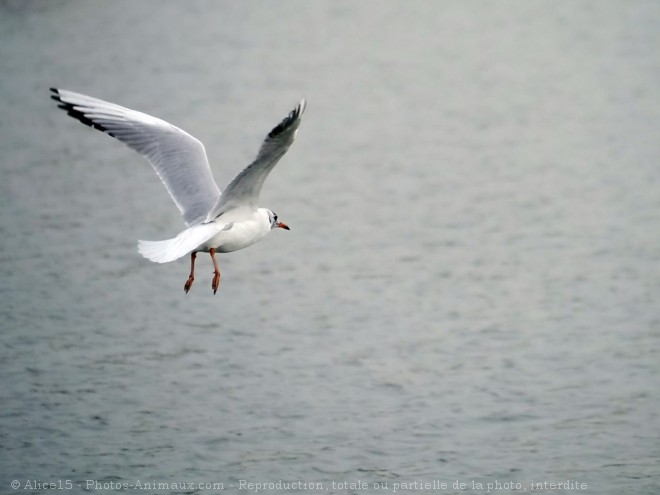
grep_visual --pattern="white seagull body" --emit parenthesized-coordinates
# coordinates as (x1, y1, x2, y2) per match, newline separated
(50, 88, 306, 294)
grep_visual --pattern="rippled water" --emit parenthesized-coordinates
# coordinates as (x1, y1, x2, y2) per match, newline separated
(1, 1, 659, 494)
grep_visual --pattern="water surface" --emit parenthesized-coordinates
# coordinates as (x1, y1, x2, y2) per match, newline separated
(1, 1, 659, 493)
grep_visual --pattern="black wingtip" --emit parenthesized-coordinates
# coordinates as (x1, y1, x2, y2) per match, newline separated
(267, 99, 305, 139)
(50, 88, 111, 135)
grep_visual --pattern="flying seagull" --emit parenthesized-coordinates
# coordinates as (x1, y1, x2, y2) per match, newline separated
(50, 88, 306, 294)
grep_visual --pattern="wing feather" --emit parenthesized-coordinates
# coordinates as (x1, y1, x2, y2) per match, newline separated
(50, 88, 221, 226)
(205, 98, 306, 220)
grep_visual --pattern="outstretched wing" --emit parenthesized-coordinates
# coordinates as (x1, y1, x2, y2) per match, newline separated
(50, 88, 221, 226)
(205, 98, 306, 220)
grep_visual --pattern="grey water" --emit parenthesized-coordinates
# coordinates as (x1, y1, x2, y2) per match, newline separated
(1, 1, 659, 493)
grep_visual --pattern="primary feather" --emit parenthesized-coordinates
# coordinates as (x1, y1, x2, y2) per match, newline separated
(50, 88, 221, 226)
(205, 98, 306, 220)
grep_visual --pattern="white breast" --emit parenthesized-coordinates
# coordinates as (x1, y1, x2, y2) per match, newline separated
(200, 209, 271, 253)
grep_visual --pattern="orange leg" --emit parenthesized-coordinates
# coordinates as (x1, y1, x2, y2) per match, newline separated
(184, 252, 197, 293)
(210, 248, 221, 294)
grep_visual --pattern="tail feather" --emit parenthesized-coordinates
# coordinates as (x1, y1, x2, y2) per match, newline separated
(137, 223, 220, 263)
(137, 238, 185, 264)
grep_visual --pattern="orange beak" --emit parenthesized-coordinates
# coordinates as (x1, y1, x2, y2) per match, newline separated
(275, 221, 290, 230)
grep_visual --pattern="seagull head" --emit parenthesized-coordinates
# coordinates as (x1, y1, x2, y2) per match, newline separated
(267, 209, 290, 231)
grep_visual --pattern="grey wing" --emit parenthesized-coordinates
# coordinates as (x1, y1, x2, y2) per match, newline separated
(205, 98, 306, 220)
(50, 88, 221, 226)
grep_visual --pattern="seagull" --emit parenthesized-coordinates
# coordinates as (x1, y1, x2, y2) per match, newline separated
(50, 88, 306, 294)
